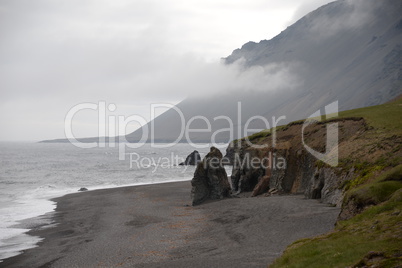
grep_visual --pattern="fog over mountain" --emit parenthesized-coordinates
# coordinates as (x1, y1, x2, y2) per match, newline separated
(119, 0, 402, 144)
(43, 0, 402, 143)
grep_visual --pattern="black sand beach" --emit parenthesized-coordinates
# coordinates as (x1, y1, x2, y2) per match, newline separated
(1, 181, 340, 267)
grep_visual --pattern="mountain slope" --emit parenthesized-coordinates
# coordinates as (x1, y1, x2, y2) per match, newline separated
(225, 0, 402, 109)
(42, 0, 402, 143)
(124, 0, 402, 143)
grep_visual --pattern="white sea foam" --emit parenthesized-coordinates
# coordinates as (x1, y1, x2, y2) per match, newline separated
(0, 232, 43, 261)
(0, 142, 228, 262)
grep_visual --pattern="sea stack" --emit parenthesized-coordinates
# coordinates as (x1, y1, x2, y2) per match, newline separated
(191, 147, 231, 206)
(179, 150, 201, 165)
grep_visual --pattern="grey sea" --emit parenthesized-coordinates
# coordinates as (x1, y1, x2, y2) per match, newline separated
(0, 142, 230, 262)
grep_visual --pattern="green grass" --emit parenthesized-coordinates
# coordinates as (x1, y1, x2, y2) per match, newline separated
(246, 129, 272, 141)
(270, 165, 402, 268)
(337, 98, 402, 132)
(344, 165, 402, 206)
(233, 98, 402, 267)
(242, 96, 402, 145)
(270, 190, 402, 268)
(342, 164, 386, 190)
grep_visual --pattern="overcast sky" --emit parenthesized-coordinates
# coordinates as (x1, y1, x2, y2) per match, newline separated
(0, 0, 334, 141)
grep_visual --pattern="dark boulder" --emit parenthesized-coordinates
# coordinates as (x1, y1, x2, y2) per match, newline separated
(179, 150, 201, 165)
(191, 147, 231, 205)
(78, 187, 88, 192)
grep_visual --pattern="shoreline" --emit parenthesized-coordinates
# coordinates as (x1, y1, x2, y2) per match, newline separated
(0, 179, 194, 263)
(1, 181, 340, 267)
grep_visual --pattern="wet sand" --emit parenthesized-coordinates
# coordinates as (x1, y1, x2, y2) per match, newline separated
(1, 181, 340, 267)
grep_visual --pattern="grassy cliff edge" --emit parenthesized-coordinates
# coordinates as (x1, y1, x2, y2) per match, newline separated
(231, 98, 402, 267)
(268, 98, 402, 267)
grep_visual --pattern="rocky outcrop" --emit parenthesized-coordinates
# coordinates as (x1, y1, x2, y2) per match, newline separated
(179, 150, 201, 165)
(223, 142, 238, 165)
(229, 118, 367, 206)
(191, 147, 231, 206)
(251, 175, 270, 197)
(304, 167, 354, 207)
(251, 150, 273, 197)
(230, 147, 265, 193)
(231, 142, 292, 195)
(231, 143, 346, 204)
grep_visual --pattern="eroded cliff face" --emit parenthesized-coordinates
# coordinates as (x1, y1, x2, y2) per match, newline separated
(227, 118, 367, 207)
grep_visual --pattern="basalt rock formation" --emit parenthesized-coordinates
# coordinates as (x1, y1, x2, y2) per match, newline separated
(229, 117, 368, 206)
(191, 147, 231, 206)
(179, 150, 201, 166)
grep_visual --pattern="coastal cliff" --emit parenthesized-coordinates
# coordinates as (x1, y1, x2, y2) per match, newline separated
(227, 117, 367, 207)
(224, 97, 402, 267)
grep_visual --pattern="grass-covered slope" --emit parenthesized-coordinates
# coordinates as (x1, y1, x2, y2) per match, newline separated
(270, 165, 402, 268)
(267, 98, 402, 267)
